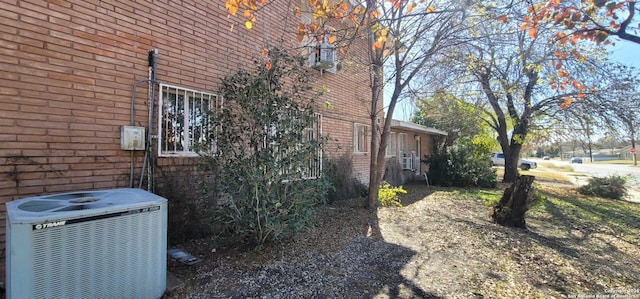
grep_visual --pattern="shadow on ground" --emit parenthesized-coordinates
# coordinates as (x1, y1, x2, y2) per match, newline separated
(165, 195, 442, 298)
(165, 182, 640, 298)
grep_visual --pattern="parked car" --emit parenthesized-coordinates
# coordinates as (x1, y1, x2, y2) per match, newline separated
(543, 156, 551, 160)
(490, 152, 537, 170)
(570, 157, 583, 164)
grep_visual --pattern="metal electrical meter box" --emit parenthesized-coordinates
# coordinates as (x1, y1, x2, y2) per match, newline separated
(121, 126, 145, 150)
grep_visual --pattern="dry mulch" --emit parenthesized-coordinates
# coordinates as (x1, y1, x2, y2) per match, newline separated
(164, 182, 640, 298)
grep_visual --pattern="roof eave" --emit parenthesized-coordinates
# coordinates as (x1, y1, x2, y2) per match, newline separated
(389, 119, 448, 136)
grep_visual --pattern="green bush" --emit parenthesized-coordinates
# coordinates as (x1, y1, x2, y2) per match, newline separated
(424, 144, 497, 188)
(578, 175, 629, 200)
(378, 183, 406, 207)
(200, 48, 330, 246)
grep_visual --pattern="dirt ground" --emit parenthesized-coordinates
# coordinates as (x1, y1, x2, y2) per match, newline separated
(164, 182, 640, 299)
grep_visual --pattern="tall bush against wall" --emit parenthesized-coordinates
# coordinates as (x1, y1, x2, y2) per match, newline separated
(324, 154, 368, 202)
(200, 48, 329, 245)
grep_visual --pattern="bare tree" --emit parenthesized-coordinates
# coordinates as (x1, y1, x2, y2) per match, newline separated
(360, 0, 470, 207)
(587, 64, 640, 165)
(447, 1, 606, 183)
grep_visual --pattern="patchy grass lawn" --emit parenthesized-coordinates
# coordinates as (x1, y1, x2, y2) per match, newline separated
(537, 161, 574, 172)
(165, 182, 640, 298)
(591, 159, 635, 165)
(495, 167, 573, 185)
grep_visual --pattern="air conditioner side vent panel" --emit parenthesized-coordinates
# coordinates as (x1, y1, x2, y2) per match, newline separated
(7, 188, 168, 299)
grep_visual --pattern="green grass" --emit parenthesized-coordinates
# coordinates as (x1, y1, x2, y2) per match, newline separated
(495, 168, 572, 184)
(447, 189, 502, 206)
(436, 184, 640, 244)
(528, 170, 572, 183)
(393, 182, 640, 296)
(537, 162, 574, 172)
(531, 185, 640, 243)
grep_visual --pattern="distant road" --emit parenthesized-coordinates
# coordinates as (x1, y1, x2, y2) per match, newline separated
(571, 163, 640, 185)
(542, 159, 640, 202)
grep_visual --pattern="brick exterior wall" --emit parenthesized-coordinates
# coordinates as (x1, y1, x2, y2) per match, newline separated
(0, 0, 378, 285)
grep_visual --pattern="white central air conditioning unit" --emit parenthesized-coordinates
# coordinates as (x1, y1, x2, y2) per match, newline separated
(6, 188, 168, 299)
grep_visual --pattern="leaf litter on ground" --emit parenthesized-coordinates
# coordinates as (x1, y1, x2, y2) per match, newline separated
(165, 182, 640, 299)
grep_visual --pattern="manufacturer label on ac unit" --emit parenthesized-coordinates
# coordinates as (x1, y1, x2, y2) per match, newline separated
(33, 220, 67, 230)
(32, 206, 162, 230)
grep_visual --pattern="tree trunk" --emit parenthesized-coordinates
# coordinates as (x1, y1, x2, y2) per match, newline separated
(503, 152, 520, 183)
(366, 50, 384, 209)
(491, 175, 535, 229)
(631, 138, 637, 166)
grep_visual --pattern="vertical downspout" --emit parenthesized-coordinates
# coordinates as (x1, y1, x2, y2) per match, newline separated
(145, 49, 158, 191)
(130, 79, 154, 187)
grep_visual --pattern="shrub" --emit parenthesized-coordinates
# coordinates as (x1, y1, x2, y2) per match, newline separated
(200, 48, 330, 246)
(324, 154, 368, 202)
(578, 175, 629, 200)
(378, 183, 406, 207)
(155, 170, 216, 245)
(424, 144, 497, 188)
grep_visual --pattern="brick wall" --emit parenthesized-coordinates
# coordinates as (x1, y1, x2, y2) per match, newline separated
(0, 0, 376, 284)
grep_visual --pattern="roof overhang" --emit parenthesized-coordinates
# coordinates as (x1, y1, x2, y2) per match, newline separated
(390, 120, 447, 136)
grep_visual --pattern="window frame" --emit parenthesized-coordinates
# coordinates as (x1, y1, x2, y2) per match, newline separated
(385, 132, 396, 157)
(398, 133, 413, 170)
(157, 83, 221, 157)
(306, 35, 337, 73)
(398, 133, 407, 154)
(353, 123, 369, 154)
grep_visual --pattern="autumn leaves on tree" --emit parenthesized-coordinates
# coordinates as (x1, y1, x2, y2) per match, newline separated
(221, 0, 638, 208)
(522, 0, 639, 45)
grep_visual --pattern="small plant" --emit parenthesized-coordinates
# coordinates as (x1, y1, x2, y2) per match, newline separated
(378, 183, 407, 207)
(578, 174, 629, 200)
(481, 194, 500, 207)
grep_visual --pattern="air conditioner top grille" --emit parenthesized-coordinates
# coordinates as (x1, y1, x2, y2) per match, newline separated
(7, 188, 167, 223)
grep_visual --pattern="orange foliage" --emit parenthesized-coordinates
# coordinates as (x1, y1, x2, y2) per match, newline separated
(560, 97, 573, 109)
(521, 0, 633, 47)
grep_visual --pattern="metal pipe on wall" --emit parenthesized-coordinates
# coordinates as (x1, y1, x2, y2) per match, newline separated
(139, 49, 158, 190)
(129, 49, 160, 189)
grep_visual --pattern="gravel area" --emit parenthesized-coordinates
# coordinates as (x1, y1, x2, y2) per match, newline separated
(164, 182, 640, 298)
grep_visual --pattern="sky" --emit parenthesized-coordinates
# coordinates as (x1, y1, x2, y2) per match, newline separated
(608, 41, 640, 69)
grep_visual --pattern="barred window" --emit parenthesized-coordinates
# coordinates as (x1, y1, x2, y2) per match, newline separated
(302, 113, 323, 179)
(158, 84, 221, 156)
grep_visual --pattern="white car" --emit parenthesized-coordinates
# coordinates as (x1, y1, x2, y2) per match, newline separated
(490, 152, 537, 170)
